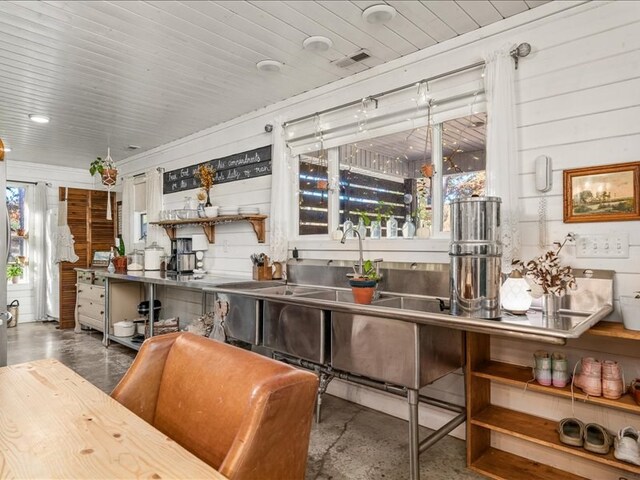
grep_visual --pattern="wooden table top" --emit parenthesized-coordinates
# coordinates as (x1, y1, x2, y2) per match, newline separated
(0, 359, 226, 479)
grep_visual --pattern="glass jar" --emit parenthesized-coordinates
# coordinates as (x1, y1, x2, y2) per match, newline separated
(343, 218, 354, 239)
(402, 216, 415, 239)
(386, 216, 398, 238)
(370, 220, 381, 239)
(357, 218, 367, 239)
(127, 250, 145, 271)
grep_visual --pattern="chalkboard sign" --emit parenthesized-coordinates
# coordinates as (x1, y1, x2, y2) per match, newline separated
(163, 145, 272, 193)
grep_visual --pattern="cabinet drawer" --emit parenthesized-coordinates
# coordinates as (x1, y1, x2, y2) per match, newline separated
(77, 285, 105, 304)
(93, 275, 106, 287)
(77, 314, 104, 332)
(77, 271, 93, 285)
(77, 301, 105, 322)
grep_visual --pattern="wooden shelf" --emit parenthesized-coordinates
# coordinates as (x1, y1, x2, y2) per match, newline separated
(470, 448, 587, 480)
(152, 215, 267, 244)
(473, 360, 640, 415)
(587, 321, 640, 340)
(472, 405, 640, 476)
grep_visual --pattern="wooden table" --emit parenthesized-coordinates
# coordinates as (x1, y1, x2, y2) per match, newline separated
(0, 359, 226, 479)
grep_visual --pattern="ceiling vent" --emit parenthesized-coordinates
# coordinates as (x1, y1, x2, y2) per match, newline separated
(334, 49, 371, 68)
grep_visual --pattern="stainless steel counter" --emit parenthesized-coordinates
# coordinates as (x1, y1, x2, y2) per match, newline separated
(99, 270, 277, 289)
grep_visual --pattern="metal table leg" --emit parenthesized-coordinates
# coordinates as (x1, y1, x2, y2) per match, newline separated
(103, 277, 110, 347)
(148, 283, 155, 337)
(408, 388, 420, 480)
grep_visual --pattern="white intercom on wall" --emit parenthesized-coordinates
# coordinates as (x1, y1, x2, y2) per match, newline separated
(534, 154, 552, 192)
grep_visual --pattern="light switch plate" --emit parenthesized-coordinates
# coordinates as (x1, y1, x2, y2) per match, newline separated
(576, 233, 629, 258)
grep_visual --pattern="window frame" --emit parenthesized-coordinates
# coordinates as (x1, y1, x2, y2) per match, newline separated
(294, 103, 487, 242)
(6, 182, 31, 286)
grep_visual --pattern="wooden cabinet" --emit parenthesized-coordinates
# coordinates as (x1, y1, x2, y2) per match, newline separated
(75, 270, 142, 336)
(466, 330, 640, 479)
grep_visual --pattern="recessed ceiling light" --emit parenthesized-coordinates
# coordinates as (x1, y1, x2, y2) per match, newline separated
(29, 114, 50, 124)
(256, 60, 283, 73)
(303, 36, 333, 52)
(362, 4, 397, 24)
(4, 147, 11, 152)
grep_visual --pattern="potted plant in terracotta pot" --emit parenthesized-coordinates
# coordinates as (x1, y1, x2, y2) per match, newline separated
(620, 291, 640, 331)
(89, 154, 118, 187)
(349, 259, 381, 305)
(6, 263, 23, 284)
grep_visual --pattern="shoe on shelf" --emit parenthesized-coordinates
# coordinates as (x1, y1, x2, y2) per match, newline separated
(534, 350, 552, 386)
(552, 352, 570, 388)
(602, 360, 624, 400)
(583, 423, 612, 455)
(558, 417, 585, 447)
(614, 426, 640, 466)
(573, 357, 602, 397)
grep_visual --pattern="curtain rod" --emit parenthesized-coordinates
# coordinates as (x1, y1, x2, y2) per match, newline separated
(284, 60, 485, 127)
(8, 179, 52, 187)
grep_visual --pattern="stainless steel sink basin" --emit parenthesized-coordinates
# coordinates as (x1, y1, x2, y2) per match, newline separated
(297, 288, 398, 306)
(251, 285, 324, 296)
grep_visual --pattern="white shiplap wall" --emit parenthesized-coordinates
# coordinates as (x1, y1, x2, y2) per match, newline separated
(119, 2, 640, 475)
(6, 161, 94, 322)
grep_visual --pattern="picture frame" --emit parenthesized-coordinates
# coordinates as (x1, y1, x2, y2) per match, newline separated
(563, 161, 640, 223)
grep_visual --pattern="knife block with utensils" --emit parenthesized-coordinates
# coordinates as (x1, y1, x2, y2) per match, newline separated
(253, 265, 273, 281)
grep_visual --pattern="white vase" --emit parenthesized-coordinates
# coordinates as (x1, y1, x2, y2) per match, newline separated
(416, 226, 431, 239)
(620, 296, 640, 331)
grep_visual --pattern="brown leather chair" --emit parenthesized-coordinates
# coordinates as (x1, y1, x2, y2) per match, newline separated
(112, 332, 318, 480)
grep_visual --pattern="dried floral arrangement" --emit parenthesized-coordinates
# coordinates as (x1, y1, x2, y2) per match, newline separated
(196, 164, 216, 190)
(512, 235, 577, 297)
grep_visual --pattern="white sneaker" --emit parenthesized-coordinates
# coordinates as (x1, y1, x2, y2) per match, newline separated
(614, 426, 640, 466)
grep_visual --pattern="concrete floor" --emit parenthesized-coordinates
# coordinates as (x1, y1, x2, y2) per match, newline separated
(7, 322, 484, 480)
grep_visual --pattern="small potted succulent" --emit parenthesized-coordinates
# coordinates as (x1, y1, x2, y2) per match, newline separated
(349, 259, 381, 305)
(89, 152, 118, 187)
(620, 291, 640, 331)
(6, 263, 23, 284)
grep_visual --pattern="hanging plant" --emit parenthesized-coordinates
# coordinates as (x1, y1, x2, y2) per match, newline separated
(89, 151, 118, 187)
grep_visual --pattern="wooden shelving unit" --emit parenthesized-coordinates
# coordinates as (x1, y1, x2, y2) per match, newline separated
(473, 360, 640, 415)
(152, 215, 267, 244)
(466, 332, 640, 480)
(586, 321, 640, 340)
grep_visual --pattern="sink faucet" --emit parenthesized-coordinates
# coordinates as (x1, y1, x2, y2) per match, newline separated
(340, 227, 364, 276)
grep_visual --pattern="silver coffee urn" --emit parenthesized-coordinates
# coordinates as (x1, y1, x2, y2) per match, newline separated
(449, 196, 502, 319)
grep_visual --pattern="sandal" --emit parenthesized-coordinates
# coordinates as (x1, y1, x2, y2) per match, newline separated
(629, 378, 640, 406)
(583, 423, 612, 455)
(558, 417, 584, 447)
(614, 426, 640, 466)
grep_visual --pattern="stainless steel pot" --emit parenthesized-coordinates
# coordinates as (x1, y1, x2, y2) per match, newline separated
(449, 196, 502, 319)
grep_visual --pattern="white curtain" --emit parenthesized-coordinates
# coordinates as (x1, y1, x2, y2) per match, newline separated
(269, 118, 292, 262)
(121, 176, 135, 252)
(484, 46, 520, 272)
(32, 183, 48, 320)
(145, 168, 169, 251)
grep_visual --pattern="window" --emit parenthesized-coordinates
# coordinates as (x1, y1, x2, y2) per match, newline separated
(296, 112, 486, 238)
(6, 184, 29, 283)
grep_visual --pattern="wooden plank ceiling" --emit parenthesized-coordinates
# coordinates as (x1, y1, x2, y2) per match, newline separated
(0, 1, 547, 169)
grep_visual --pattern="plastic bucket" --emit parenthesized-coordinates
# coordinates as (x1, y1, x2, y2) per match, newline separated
(7, 299, 18, 328)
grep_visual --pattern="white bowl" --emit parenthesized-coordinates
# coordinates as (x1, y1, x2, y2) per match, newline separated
(204, 206, 218, 217)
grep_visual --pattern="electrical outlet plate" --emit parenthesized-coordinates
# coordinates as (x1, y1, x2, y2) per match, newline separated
(576, 233, 629, 258)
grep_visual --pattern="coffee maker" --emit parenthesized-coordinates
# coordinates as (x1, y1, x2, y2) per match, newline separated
(168, 237, 196, 274)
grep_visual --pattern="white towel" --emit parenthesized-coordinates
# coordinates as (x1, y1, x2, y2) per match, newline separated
(54, 197, 79, 264)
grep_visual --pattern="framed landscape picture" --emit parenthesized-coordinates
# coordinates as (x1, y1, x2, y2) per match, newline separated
(563, 161, 640, 223)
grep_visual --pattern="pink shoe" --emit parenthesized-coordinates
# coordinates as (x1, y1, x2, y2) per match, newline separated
(574, 357, 602, 397)
(602, 360, 624, 400)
